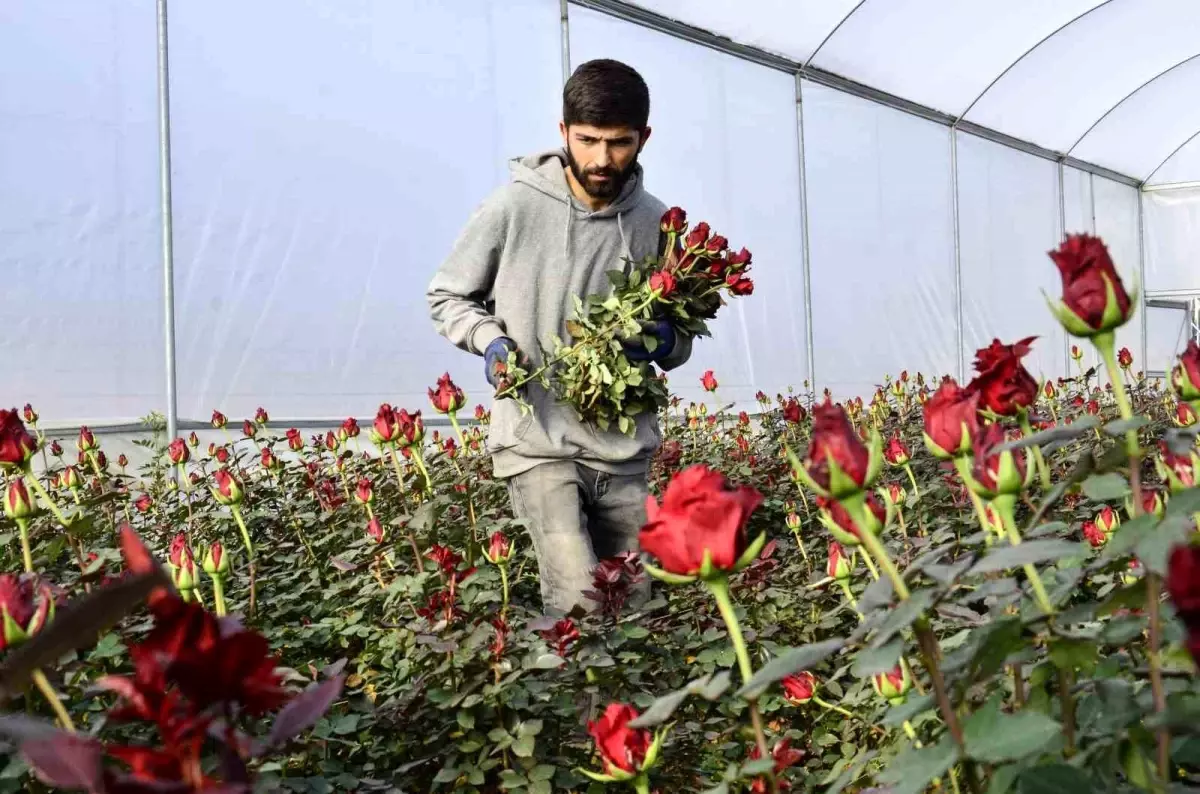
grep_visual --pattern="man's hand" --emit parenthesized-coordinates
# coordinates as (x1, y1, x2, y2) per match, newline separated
(620, 319, 676, 363)
(484, 337, 520, 389)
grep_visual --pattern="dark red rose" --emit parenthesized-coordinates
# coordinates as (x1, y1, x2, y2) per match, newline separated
(684, 221, 711, 252)
(0, 574, 54, 651)
(884, 433, 910, 465)
(782, 398, 805, 424)
(659, 206, 686, 234)
(923, 377, 980, 457)
(1172, 340, 1200, 400)
(705, 234, 728, 256)
(649, 270, 676, 297)
(373, 403, 398, 443)
(1118, 347, 1133, 368)
(587, 703, 652, 775)
(801, 399, 871, 494)
(971, 423, 1026, 494)
(639, 465, 763, 576)
(726, 247, 752, 271)
(1048, 234, 1133, 332)
(726, 274, 754, 295)
(428, 373, 465, 414)
(539, 617, 580, 657)
(817, 493, 885, 541)
(241, 419, 257, 439)
(1167, 544, 1200, 618)
(167, 438, 189, 465)
(254, 407, 269, 424)
(168, 630, 288, 715)
(968, 336, 1039, 416)
(0, 409, 38, 469)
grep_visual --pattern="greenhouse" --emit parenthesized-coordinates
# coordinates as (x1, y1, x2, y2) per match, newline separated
(4, 2, 1200, 792)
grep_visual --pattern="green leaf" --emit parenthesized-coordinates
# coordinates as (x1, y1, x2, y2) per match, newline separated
(996, 416, 1099, 452)
(853, 639, 905, 677)
(968, 540, 1084, 576)
(1081, 472, 1130, 501)
(332, 714, 360, 735)
(965, 699, 1062, 763)
(986, 765, 1021, 794)
(1134, 514, 1194, 575)
(511, 734, 536, 758)
(1165, 486, 1200, 517)
(871, 590, 936, 648)
(1016, 764, 1097, 794)
(628, 671, 730, 728)
(529, 765, 556, 782)
(881, 693, 936, 727)
(876, 734, 959, 794)
(1103, 416, 1150, 436)
(735, 639, 844, 700)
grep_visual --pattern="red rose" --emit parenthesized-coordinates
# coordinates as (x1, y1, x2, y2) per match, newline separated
(1047, 234, 1133, 335)
(780, 671, 815, 704)
(211, 410, 227, 429)
(726, 274, 754, 295)
(1167, 544, 1200, 620)
(366, 517, 384, 543)
(782, 398, 805, 425)
(639, 465, 764, 578)
(970, 423, 1026, 495)
(254, 407, 269, 424)
(242, 419, 257, 439)
(748, 739, 805, 794)
(428, 373, 465, 414)
(134, 494, 153, 513)
(1118, 347, 1133, 368)
(649, 270, 676, 297)
(286, 427, 304, 451)
(798, 399, 871, 497)
(701, 370, 719, 392)
(705, 234, 729, 256)
(1172, 341, 1200, 401)
(355, 477, 374, 504)
(684, 221, 711, 252)
(923, 377, 980, 458)
(587, 703, 652, 775)
(0, 574, 54, 651)
(0, 409, 38, 469)
(659, 206, 687, 235)
(1082, 521, 1106, 548)
(372, 403, 399, 443)
(968, 336, 1039, 416)
(817, 493, 885, 543)
(726, 247, 752, 271)
(167, 438, 189, 465)
(1177, 402, 1198, 428)
(884, 433, 910, 466)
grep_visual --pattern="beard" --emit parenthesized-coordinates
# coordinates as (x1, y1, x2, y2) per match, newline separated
(565, 147, 638, 201)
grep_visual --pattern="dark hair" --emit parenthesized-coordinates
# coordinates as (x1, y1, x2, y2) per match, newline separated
(563, 59, 650, 130)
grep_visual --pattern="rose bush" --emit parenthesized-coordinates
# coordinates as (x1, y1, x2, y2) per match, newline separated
(0, 235, 1200, 792)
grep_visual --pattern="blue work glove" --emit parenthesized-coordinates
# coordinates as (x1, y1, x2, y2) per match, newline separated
(484, 336, 519, 388)
(621, 319, 676, 363)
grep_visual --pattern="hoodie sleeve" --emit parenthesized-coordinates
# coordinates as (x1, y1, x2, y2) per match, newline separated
(426, 191, 511, 356)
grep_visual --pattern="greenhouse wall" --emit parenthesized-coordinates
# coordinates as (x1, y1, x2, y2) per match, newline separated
(1, 0, 1180, 435)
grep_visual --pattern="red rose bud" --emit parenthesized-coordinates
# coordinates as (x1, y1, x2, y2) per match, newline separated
(211, 410, 227, 429)
(1171, 341, 1200, 402)
(365, 516, 384, 544)
(1128, 488, 1166, 520)
(167, 438, 190, 465)
(705, 234, 728, 256)
(1086, 399, 1100, 416)
(475, 405, 491, 424)
(255, 407, 269, 424)
(1082, 521, 1107, 548)
(969, 336, 1039, 417)
(683, 221, 710, 253)
(429, 372, 466, 415)
(1175, 401, 1198, 427)
(872, 660, 913, 705)
(659, 206, 687, 237)
(966, 424, 1031, 497)
(726, 247, 751, 271)
(1118, 347, 1133, 368)
(922, 377, 980, 459)
(215, 447, 231, 464)
(188, 472, 201, 486)
(211, 469, 245, 506)
(1047, 234, 1135, 336)
(1071, 345, 1083, 362)
(286, 428, 304, 451)
(202, 541, 229, 577)
(1096, 506, 1120, 535)
(242, 420, 257, 439)
(726, 274, 754, 295)
(1158, 441, 1199, 493)
(827, 542, 853, 581)
(648, 270, 676, 297)
(586, 703, 658, 780)
(639, 465, 765, 582)
(48, 440, 62, 457)
(747, 741, 804, 794)
(816, 493, 885, 547)
(0, 574, 54, 651)
(117, 453, 129, 468)
(701, 370, 718, 392)
(789, 399, 881, 500)
(20, 404, 38, 426)
(484, 530, 514, 565)
(1043, 381, 1056, 400)
(354, 477, 374, 505)
(784, 512, 801, 531)
(0, 410, 37, 472)
(782, 398, 805, 424)
(371, 403, 399, 445)
(883, 482, 906, 508)
(60, 465, 81, 491)
(884, 433, 910, 466)
(781, 671, 816, 705)
(3, 478, 37, 521)
(1167, 544, 1200, 619)
(134, 494, 153, 513)
(168, 533, 198, 595)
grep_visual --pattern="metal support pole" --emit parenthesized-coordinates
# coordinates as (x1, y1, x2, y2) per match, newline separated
(950, 126, 964, 381)
(560, 0, 572, 86)
(1138, 188, 1149, 368)
(1057, 161, 1069, 374)
(155, 0, 179, 444)
(795, 75, 817, 397)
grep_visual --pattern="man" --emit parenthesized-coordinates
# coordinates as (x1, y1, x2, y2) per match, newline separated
(426, 59, 692, 615)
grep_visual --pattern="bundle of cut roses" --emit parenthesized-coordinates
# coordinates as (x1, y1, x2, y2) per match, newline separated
(501, 207, 754, 435)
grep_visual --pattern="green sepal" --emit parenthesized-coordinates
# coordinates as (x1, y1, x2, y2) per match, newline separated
(1, 607, 28, 650)
(824, 448, 865, 500)
(641, 727, 669, 771)
(643, 562, 697, 586)
(575, 768, 623, 784)
(785, 446, 830, 498)
(863, 429, 884, 489)
(731, 533, 768, 573)
(817, 508, 861, 547)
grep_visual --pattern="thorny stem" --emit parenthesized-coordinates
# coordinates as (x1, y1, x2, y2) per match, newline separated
(992, 495, 1055, 616)
(903, 462, 922, 502)
(813, 696, 854, 718)
(707, 577, 775, 793)
(231, 506, 257, 618)
(24, 474, 72, 532)
(633, 775, 652, 794)
(31, 669, 74, 733)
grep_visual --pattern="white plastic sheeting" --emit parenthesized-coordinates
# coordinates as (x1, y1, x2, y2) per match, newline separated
(956, 134, 1066, 384)
(1144, 188, 1200, 294)
(570, 6, 807, 412)
(168, 0, 563, 421)
(802, 82, 957, 399)
(0, 0, 164, 423)
(1092, 176, 1144, 372)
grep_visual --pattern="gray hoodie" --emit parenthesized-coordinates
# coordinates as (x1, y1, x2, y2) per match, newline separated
(427, 149, 692, 479)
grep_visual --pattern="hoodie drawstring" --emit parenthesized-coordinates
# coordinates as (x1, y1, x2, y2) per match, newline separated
(616, 211, 631, 263)
(564, 201, 632, 265)
(564, 200, 573, 260)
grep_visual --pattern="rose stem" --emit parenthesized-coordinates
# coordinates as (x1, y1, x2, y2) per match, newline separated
(31, 669, 74, 733)
(992, 495, 1055, 616)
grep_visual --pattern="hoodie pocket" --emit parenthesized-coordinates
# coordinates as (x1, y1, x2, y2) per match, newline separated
(486, 398, 535, 454)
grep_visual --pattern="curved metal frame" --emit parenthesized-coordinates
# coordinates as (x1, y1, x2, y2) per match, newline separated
(956, 0, 1116, 122)
(1145, 128, 1200, 184)
(804, 0, 870, 68)
(1065, 52, 1200, 156)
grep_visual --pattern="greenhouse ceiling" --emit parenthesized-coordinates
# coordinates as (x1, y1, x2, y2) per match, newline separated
(593, 0, 1200, 188)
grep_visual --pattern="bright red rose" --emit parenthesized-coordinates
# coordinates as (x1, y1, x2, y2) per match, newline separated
(428, 373, 465, 414)
(167, 438, 189, 465)
(587, 703, 652, 775)
(799, 399, 871, 496)
(1047, 234, 1133, 334)
(486, 530, 512, 564)
(781, 671, 815, 704)
(649, 270, 676, 297)
(0, 409, 38, 469)
(968, 336, 1039, 416)
(884, 433, 910, 466)
(372, 403, 399, 444)
(1082, 521, 1106, 548)
(923, 377, 980, 458)
(639, 465, 763, 578)
(211, 468, 244, 506)
(134, 494, 153, 513)
(1172, 340, 1200, 401)
(726, 274, 754, 295)
(701, 370, 718, 392)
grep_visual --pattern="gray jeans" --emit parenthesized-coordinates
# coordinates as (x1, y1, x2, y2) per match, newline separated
(506, 461, 651, 616)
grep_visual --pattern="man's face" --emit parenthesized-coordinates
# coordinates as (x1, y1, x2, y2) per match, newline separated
(560, 122, 650, 201)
